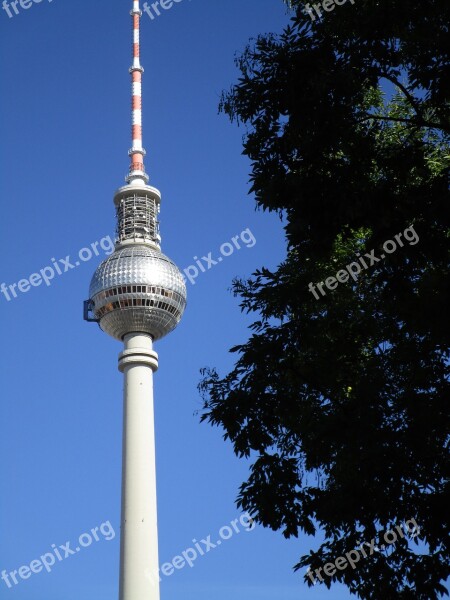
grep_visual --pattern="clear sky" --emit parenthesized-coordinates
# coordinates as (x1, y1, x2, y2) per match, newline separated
(0, 1, 353, 599)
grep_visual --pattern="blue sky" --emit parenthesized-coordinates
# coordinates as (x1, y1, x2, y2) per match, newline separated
(0, 1, 353, 599)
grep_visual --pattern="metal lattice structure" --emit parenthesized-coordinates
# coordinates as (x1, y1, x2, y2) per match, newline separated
(116, 192, 161, 246)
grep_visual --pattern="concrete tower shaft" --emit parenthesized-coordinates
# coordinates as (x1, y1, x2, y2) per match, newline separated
(118, 333, 160, 600)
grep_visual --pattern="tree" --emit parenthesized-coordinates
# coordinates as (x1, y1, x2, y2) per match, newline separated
(200, 1, 450, 597)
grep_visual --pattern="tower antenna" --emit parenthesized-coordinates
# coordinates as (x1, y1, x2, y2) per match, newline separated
(128, 0, 148, 184)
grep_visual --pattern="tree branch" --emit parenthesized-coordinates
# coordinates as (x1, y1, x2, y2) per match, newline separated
(380, 72, 425, 119)
(357, 114, 450, 133)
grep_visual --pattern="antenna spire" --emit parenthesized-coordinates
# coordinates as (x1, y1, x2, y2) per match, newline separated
(128, 0, 148, 184)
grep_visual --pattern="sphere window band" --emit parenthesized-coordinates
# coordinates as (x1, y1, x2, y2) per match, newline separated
(92, 286, 185, 317)
(94, 285, 182, 301)
(95, 299, 182, 319)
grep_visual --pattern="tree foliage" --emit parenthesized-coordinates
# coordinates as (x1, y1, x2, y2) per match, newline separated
(200, 1, 450, 597)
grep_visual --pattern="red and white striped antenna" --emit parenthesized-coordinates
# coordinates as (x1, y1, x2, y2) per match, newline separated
(127, 0, 148, 184)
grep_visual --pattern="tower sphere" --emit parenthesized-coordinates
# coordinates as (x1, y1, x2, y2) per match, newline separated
(89, 245, 187, 341)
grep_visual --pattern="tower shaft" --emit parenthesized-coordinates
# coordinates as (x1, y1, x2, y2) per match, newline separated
(119, 334, 160, 600)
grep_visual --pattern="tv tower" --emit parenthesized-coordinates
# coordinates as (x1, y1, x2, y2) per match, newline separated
(84, 1, 187, 598)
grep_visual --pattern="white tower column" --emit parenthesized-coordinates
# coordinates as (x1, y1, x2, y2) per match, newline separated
(118, 333, 160, 600)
